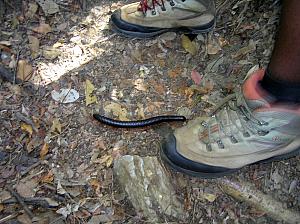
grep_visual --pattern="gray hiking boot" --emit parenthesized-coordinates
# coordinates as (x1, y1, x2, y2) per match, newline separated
(110, 0, 215, 38)
(161, 69, 300, 178)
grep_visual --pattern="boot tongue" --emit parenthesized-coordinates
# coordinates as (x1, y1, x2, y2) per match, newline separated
(242, 69, 275, 111)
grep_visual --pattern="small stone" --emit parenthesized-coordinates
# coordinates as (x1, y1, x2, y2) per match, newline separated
(160, 32, 177, 41)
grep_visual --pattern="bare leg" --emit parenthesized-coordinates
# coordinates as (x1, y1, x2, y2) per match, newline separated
(268, 0, 300, 82)
(261, 0, 300, 102)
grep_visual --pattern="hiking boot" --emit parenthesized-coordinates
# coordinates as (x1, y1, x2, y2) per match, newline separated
(161, 69, 300, 178)
(110, 0, 215, 38)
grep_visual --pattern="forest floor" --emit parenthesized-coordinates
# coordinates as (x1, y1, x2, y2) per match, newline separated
(0, 0, 299, 223)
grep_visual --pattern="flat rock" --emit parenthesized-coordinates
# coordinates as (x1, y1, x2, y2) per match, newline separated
(114, 155, 185, 222)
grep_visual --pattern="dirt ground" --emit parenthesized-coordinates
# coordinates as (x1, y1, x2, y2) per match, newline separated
(0, 0, 299, 223)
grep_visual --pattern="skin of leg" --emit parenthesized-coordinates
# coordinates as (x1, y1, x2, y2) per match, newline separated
(268, 0, 300, 82)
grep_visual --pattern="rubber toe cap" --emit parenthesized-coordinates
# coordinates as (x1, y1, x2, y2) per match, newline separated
(110, 9, 164, 33)
(162, 133, 235, 176)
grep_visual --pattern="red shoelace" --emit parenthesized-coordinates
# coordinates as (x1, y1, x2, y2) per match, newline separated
(138, 0, 166, 14)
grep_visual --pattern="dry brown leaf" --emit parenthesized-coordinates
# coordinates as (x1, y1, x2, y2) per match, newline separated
(190, 79, 215, 95)
(156, 58, 166, 67)
(0, 190, 11, 202)
(17, 60, 33, 81)
(136, 103, 145, 119)
(50, 118, 62, 134)
(224, 82, 235, 93)
(207, 38, 221, 55)
(218, 37, 229, 47)
(95, 139, 106, 150)
(154, 83, 165, 95)
(17, 213, 32, 224)
(182, 35, 197, 55)
(28, 35, 40, 58)
(89, 179, 101, 195)
(232, 40, 256, 59)
(90, 140, 105, 163)
(42, 46, 61, 60)
(104, 102, 128, 121)
(32, 23, 52, 34)
(149, 80, 165, 94)
(53, 42, 63, 48)
(25, 2, 38, 18)
(183, 87, 195, 104)
(134, 79, 147, 91)
(16, 179, 38, 197)
(168, 67, 182, 79)
(85, 79, 98, 106)
(40, 170, 54, 183)
(21, 122, 33, 136)
(205, 80, 214, 92)
(131, 49, 143, 62)
(191, 70, 203, 85)
(40, 143, 49, 160)
(203, 193, 217, 202)
(248, 207, 267, 218)
(95, 155, 114, 168)
(26, 136, 42, 153)
(145, 101, 164, 114)
(145, 104, 156, 113)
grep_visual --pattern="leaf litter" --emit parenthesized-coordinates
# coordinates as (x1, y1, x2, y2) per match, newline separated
(0, 0, 299, 223)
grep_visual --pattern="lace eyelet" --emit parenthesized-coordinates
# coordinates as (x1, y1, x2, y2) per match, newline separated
(201, 121, 208, 128)
(243, 132, 250, 137)
(257, 130, 269, 136)
(206, 144, 212, 151)
(230, 136, 238, 143)
(169, 0, 175, 6)
(217, 140, 225, 149)
(260, 121, 269, 126)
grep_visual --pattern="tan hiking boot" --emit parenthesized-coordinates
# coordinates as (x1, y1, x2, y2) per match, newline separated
(161, 69, 300, 178)
(110, 0, 215, 38)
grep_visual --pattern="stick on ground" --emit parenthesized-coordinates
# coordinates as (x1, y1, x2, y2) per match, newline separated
(5, 186, 34, 219)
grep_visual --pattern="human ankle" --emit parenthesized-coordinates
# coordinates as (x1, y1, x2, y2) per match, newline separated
(260, 68, 300, 103)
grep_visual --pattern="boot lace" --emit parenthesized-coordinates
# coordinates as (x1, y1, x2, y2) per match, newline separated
(200, 90, 269, 151)
(138, 0, 169, 15)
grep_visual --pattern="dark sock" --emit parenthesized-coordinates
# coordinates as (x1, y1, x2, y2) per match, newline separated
(260, 68, 300, 103)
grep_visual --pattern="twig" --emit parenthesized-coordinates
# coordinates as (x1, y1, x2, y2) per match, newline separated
(110, 171, 114, 208)
(234, 1, 250, 32)
(20, 154, 52, 177)
(14, 49, 21, 85)
(218, 178, 300, 224)
(60, 88, 72, 103)
(216, 0, 231, 14)
(5, 186, 34, 219)
(2, 197, 52, 208)
(0, 211, 23, 223)
(94, 33, 116, 45)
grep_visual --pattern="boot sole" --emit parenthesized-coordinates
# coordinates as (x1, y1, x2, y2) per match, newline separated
(110, 19, 215, 39)
(160, 149, 238, 178)
(160, 136, 300, 179)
